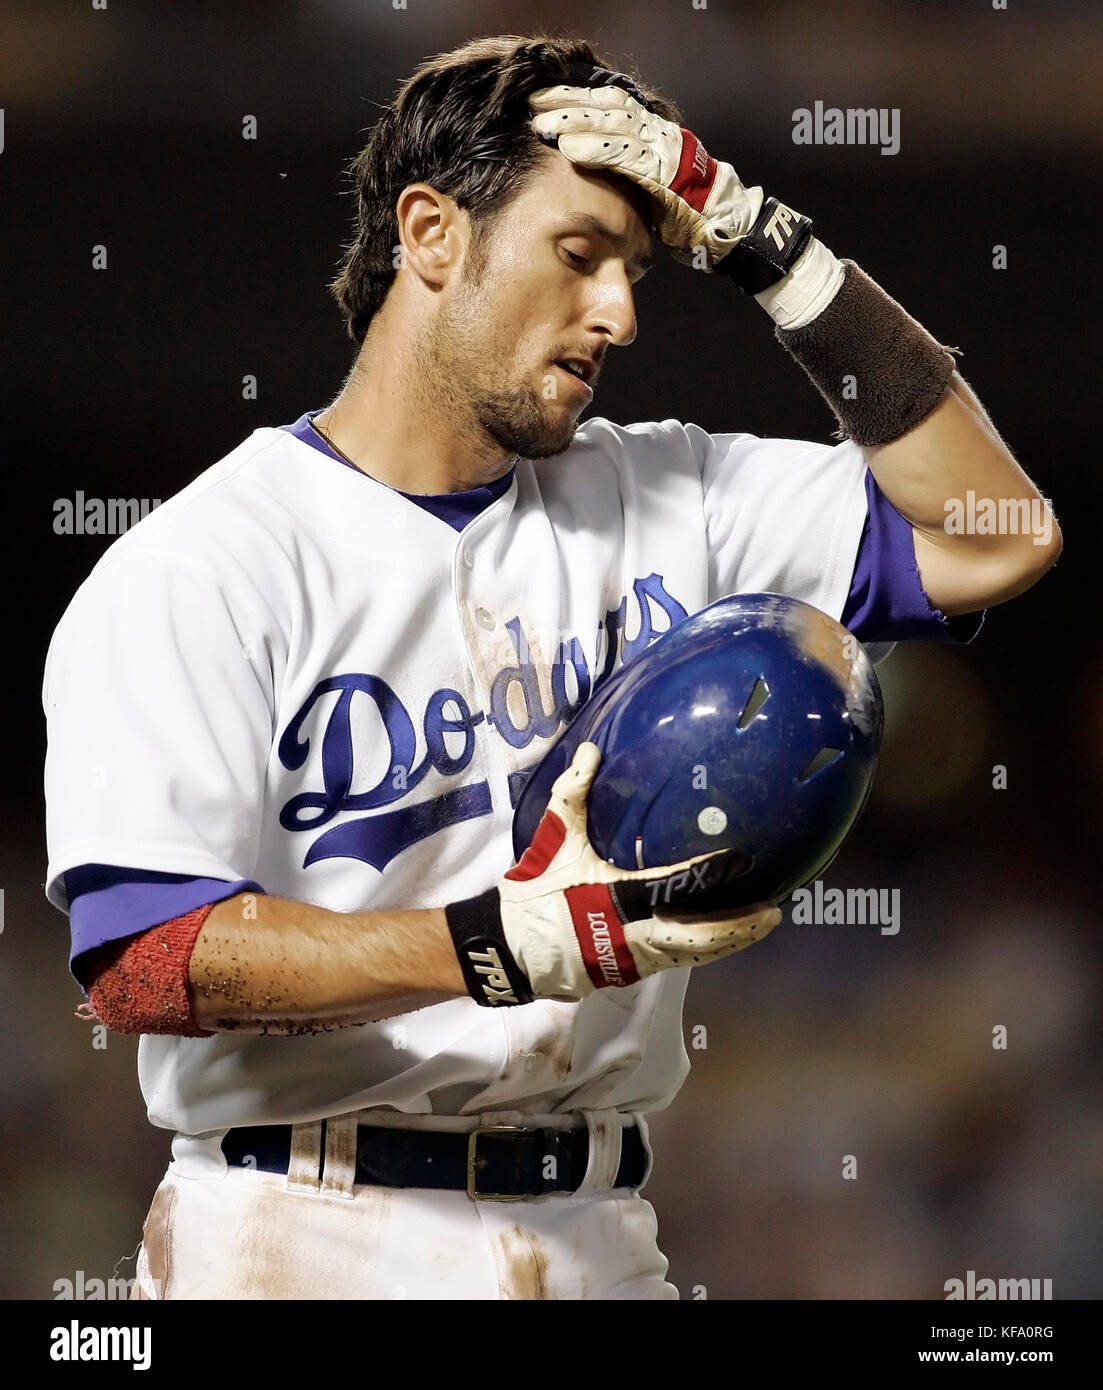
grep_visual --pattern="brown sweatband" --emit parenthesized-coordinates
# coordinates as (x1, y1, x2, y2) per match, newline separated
(775, 259, 959, 447)
(84, 904, 216, 1037)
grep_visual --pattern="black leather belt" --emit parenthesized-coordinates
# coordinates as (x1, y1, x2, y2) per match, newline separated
(221, 1119, 648, 1200)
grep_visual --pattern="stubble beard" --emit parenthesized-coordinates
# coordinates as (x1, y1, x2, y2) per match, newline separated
(420, 262, 579, 463)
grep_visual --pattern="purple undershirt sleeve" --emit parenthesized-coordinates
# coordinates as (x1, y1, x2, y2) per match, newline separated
(65, 864, 265, 989)
(842, 471, 986, 646)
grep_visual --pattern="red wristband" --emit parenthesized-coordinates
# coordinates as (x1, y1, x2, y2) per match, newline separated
(84, 904, 217, 1038)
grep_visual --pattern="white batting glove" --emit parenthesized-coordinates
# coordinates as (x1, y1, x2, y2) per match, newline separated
(445, 742, 781, 1005)
(529, 81, 824, 304)
(529, 82, 760, 271)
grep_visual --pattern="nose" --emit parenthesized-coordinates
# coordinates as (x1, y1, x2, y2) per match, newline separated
(582, 276, 638, 349)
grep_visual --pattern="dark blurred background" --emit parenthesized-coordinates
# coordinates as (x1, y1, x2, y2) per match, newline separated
(3, 0, 1100, 1300)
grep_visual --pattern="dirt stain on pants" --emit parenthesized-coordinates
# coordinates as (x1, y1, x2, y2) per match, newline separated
(493, 1224, 550, 1300)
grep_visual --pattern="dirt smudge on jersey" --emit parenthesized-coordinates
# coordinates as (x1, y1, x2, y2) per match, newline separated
(522, 1006, 575, 1081)
(541, 1026, 574, 1080)
(457, 604, 572, 780)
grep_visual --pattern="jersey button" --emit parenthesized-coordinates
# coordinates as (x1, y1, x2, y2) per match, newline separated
(476, 607, 494, 630)
(461, 547, 475, 568)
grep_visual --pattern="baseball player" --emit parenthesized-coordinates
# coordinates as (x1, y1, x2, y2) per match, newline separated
(43, 34, 1060, 1300)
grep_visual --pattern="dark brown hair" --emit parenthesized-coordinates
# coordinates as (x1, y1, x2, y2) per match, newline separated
(329, 33, 681, 345)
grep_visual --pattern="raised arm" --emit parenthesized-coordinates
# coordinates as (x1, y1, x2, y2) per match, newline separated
(529, 75, 1063, 620)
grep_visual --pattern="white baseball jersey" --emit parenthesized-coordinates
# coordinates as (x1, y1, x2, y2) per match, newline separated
(43, 414, 869, 1136)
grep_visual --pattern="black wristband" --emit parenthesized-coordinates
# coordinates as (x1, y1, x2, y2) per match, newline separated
(444, 888, 535, 1008)
(714, 196, 814, 293)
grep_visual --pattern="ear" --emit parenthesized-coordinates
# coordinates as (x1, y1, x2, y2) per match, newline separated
(394, 183, 468, 288)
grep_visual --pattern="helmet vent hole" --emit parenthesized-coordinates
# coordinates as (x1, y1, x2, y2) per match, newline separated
(798, 746, 843, 781)
(737, 676, 770, 730)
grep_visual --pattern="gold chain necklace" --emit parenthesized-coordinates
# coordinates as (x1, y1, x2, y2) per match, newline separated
(311, 414, 359, 470)
(313, 413, 518, 490)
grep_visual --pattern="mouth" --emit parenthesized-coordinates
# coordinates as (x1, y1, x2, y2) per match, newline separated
(552, 358, 596, 400)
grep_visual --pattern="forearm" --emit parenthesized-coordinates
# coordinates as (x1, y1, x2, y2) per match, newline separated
(864, 373, 1053, 545)
(189, 893, 466, 1033)
(763, 252, 1062, 611)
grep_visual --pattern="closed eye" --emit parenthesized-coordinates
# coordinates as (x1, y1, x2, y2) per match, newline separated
(559, 244, 651, 286)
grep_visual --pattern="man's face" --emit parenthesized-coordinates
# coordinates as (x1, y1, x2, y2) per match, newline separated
(427, 149, 655, 461)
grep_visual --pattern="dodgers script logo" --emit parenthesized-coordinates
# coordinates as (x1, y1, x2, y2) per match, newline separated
(277, 574, 687, 870)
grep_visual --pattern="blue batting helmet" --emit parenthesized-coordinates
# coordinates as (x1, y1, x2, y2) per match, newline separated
(511, 593, 884, 909)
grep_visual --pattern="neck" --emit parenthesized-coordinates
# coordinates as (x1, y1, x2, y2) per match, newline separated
(315, 320, 515, 495)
